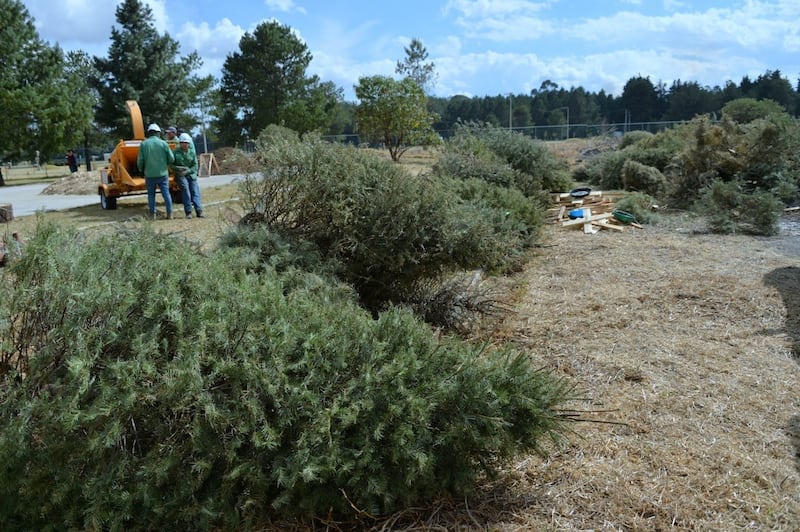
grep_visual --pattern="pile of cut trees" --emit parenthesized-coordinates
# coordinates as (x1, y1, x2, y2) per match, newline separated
(550, 189, 642, 234)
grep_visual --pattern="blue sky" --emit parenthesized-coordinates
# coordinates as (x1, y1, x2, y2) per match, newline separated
(24, 0, 800, 102)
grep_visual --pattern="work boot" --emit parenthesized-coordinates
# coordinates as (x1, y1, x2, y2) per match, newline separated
(167, 213, 173, 220)
(151, 212, 157, 221)
(196, 211, 205, 218)
(185, 213, 192, 219)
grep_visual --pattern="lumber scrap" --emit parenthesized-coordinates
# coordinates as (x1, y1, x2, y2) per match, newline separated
(561, 212, 612, 227)
(593, 219, 624, 231)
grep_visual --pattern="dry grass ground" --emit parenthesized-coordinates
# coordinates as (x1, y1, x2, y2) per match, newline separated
(349, 216, 800, 531)
(3, 143, 800, 530)
(2, 180, 244, 252)
(496, 219, 800, 529)
(1, 163, 72, 185)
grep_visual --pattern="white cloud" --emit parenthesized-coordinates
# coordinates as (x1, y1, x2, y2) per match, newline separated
(662, 0, 683, 10)
(784, 32, 800, 53)
(264, 0, 307, 14)
(443, 0, 552, 19)
(177, 18, 245, 57)
(27, 0, 115, 44)
(18, 0, 800, 101)
(443, 0, 556, 41)
(432, 36, 462, 57)
(28, 0, 169, 49)
(460, 14, 555, 41)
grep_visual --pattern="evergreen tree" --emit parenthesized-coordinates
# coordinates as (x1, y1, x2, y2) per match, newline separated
(664, 80, 715, 121)
(219, 21, 339, 143)
(63, 51, 99, 170)
(444, 95, 480, 127)
(0, 0, 91, 184)
(92, 0, 200, 139)
(751, 70, 796, 113)
(621, 76, 658, 122)
(530, 80, 569, 125)
(717, 80, 743, 110)
(395, 38, 437, 93)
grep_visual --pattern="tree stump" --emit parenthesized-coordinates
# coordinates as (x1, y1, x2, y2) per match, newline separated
(0, 204, 13, 223)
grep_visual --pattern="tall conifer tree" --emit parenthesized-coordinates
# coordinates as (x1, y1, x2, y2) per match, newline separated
(93, 0, 200, 139)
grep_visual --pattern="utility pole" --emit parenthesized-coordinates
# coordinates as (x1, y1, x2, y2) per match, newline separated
(508, 93, 513, 130)
(200, 97, 209, 154)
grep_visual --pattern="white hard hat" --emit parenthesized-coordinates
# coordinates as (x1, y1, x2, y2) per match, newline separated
(147, 123, 161, 133)
(178, 133, 192, 143)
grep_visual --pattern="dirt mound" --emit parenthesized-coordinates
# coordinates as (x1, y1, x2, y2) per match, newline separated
(214, 147, 255, 174)
(41, 171, 98, 195)
(547, 137, 618, 170)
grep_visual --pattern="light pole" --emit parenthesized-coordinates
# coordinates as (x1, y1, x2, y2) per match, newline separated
(558, 106, 569, 139)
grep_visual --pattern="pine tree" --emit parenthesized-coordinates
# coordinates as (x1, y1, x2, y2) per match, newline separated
(219, 21, 340, 143)
(395, 38, 437, 94)
(0, 0, 91, 181)
(92, 0, 200, 139)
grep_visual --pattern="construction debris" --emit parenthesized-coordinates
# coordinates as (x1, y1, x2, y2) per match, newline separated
(549, 189, 642, 233)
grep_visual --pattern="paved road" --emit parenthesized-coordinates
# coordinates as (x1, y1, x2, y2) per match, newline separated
(1, 174, 244, 217)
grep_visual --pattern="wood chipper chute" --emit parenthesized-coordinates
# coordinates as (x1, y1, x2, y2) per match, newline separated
(98, 100, 181, 209)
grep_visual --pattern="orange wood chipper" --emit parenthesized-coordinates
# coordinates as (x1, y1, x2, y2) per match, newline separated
(98, 100, 182, 209)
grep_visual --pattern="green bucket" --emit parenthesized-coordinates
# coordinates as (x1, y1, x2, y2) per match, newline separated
(612, 209, 637, 224)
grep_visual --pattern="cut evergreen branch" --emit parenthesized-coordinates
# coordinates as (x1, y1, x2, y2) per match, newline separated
(0, 222, 578, 529)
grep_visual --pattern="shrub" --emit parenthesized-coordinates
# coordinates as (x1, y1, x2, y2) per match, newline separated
(399, 273, 512, 334)
(0, 224, 577, 529)
(721, 97, 786, 123)
(233, 133, 532, 311)
(696, 179, 783, 235)
(737, 113, 800, 190)
(737, 190, 783, 235)
(472, 126, 573, 193)
(433, 136, 521, 191)
(667, 113, 800, 210)
(618, 130, 653, 149)
(448, 177, 545, 241)
(218, 224, 348, 292)
(666, 117, 742, 208)
(613, 192, 659, 225)
(583, 150, 628, 189)
(434, 122, 572, 196)
(621, 159, 666, 196)
(585, 132, 682, 193)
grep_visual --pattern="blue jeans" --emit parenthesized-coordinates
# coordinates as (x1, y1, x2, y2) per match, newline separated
(178, 176, 203, 214)
(145, 176, 172, 215)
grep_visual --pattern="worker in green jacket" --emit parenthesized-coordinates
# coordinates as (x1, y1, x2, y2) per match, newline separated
(172, 133, 203, 219)
(137, 123, 175, 220)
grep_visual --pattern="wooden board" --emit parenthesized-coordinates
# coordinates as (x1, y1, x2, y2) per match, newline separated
(198, 153, 220, 177)
(561, 212, 612, 227)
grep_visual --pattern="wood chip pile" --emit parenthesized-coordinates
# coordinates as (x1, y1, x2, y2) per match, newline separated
(549, 189, 642, 234)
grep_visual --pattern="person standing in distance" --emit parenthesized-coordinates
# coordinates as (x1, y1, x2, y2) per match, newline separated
(173, 133, 204, 218)
(137, 123, 175, 220)
(66, 149, 78, 173)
